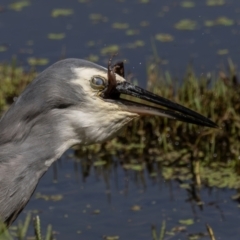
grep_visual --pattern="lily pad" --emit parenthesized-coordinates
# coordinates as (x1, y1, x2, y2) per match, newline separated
(48, 33, 65, 40)
(205, 17, 234, 27)
(112, 22, 129, 29)
(89, 13, 108, 23)
(178, 219, 194, 225)
(0, 45, 8, 52)
(9, 1, 30, 11)
(101, 45, 119, 55)
(217, 49, 229, 55)
(206, 0, 225, 6)
(51, 9, 73, 18)
(27, 58, 49, 66)
(155, 33, 174, 42)
(174, 19, 197, 30)
(180, 1, 195, 8)
(217, 17, 234, 26)
(103, 236, 120, 240)
(86, 54, 99, 62)
(134, 40, 145, 47)
(127, 40, 145, 48)
(125, 29, 139, 36)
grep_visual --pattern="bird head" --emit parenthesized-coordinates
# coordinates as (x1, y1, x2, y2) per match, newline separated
(0, 57, 218, 227)
(1, 58, 217, 147)
(67, 57, 217, 145)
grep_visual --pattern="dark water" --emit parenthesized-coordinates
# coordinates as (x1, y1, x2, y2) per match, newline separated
(1, 0, 240, 85)
(20, 150, 240, 240)
(1, 0, 240, 239)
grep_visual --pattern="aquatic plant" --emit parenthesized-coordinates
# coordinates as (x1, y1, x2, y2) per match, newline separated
(0, 57, 239, 239)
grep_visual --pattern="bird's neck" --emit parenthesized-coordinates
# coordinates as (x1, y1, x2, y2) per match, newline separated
(0, 109, 79, 224)
(0, 109, 79, 175)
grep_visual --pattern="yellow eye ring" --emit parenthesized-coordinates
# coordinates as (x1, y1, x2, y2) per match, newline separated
(90, 76, 106, 90)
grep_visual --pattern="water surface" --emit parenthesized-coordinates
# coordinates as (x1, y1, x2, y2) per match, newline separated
(1, 1, 240, 239)
(0, 0, 240, 84)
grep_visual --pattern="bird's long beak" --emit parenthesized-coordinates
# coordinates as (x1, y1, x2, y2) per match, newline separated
(107, 81, 218, 128)
(102, 59, 217, 128)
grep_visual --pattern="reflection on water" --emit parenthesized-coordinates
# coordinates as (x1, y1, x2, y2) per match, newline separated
(16, 148, 240, 240)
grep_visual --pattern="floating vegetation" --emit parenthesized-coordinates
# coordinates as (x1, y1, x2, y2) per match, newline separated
(178, 219, 194, 225)
(100, 45, 119, 55)
(9, 0, 30, 11)
(27, 57, 49, 66)
(47, 33, 65, 40)
(103, 236, 120, 240)
(127, 40, 145, 48)
(89, 13, 108, 23)
(51, 9, 74, 18)
(155, 33, 174, 42)
(217, 49, 229, 55)
(206, 0, 225, 6)
(174, 19, 197, 30)
(180, 1, 195, 8)
(35, 192, 63, 201)
(85, 54, 99, 62)
(125, 29, 139, 36)
(112, 22, 129, 29)
(0, 45, 8, 52)
(205, 17, 234, 27)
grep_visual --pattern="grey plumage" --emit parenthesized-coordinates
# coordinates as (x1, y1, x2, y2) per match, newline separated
(0, 59, 100, 225)
(0, 59, 102, 145)
(0, 58, 217, 227)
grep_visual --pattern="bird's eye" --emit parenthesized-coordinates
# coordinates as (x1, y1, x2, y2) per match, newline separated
(90, 76, 106, 90)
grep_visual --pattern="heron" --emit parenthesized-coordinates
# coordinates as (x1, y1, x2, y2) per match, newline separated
(0, 58, 217, 226)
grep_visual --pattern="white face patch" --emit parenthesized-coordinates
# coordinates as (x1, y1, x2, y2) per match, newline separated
(69, 66, 139, 144)
(72, 67, 126, 96)
(45, 65, 138, 147)
(40, 63, 139, 169)
(63, 108, 138, 146)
